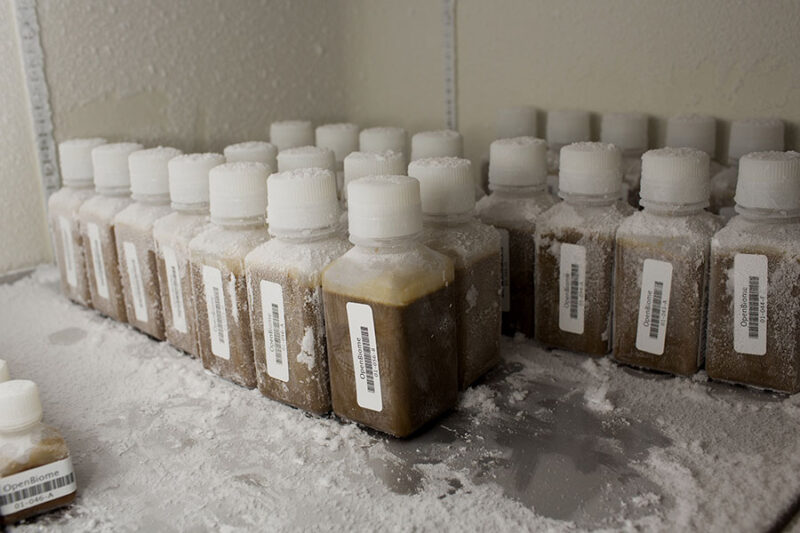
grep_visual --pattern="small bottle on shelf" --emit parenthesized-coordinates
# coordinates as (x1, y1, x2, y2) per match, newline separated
(316, 123, 360, 200)
(358, 126, 407, 162)
(223, 141, 277, 171)
(480, 106, 538, 195)
(276, 146, 336, 173)
(410, 130, 463, 161)
(270, 120, 314, 152)
(600, 112, 648, 207)
(341, 150, 406, 212)
(545, 110, 591, 195)
(665, 114, 723, 177)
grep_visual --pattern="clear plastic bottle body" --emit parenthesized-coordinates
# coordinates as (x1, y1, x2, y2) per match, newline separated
(47, 184, 95, 306)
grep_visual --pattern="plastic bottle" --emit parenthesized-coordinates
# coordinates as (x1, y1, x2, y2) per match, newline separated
(358, 127, 407, 162)
(270, 120, 314, 152)
(600, 112, 648, 206)
(480, 106, 538, 195)
(545, 110, 591, 195)
(276, 146, 336, 173)
(341, 150, 406, 211)
(410, 130, 463, 161)
(224, 141, 277, 171)
(665, 114, 723, 177)
(316, 123, 359, 200)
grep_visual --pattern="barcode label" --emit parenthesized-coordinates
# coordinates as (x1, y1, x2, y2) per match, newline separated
(260, 280, 289, 382)
(0, 457, 76, 515)
(346, 302, 382, 411)
(123, 241, 148, 322)
(635, 259, 673, 355)
(498, 229, 511, 312)
(558, 243, 586, 334)
(733, 254, 767, 355)
(162, 246, 187, 333)
(202, 265, 230, 360)
(58, 216, 77, 287)
(87, 223, 109, 299)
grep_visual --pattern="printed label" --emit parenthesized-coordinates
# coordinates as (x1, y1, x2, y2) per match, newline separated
(261, 280, 289, 382)
(559, 243, 586, 334)
(635, 259, 673, 355)
(733, 254, 768, 355)
(123, 241, 148, 323)
(162, 246, 187, 333)
(0, 457, 76, 516)
(498, 229, 511, 312)
(346, 302, 382, 412)
(203, 265, 230, 360)
(86, 223, 109, 299)
(58, 216, 77, 287)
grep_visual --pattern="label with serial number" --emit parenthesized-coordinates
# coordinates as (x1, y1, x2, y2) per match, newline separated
(346, 302, 382, 412)
(123, 241, 148, 322)
(733, 253, 768, 355)
(0, 457, 76, 516)
(261, 280, 289, 382)
(203, 265, 231, 360)
(162, 246, 187, 333)
(86, 223, 109, 299)
(559, 243, 586, 334)
(635, 259, 673, 355)
(498, 229, 511, 312)
(58, 216, 77, 287)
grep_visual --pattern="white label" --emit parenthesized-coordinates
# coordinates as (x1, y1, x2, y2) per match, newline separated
(203, 265, 230, 360)
(346, 302, 382, 412)
(123, 241, 148, 323)
(58, 216, 77, 287)
(0, 457, 76, 516)
(733, 254, 768, 355)
(261, 280, 289, 383)
(559, 243, 586, 334)
(635, 259, 673, 355)
(86, 223, 109, 299)
(498, 229, 511, 312)
(162, 246, 187, 333)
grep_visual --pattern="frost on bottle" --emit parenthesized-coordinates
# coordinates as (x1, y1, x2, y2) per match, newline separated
(480, 106, 538, 195)
(322, 176, 457, 437)
(545, 110, 591, 197)
(600, 112, 648, 207)
(114, 147, 182, 339)
(665, 113, 725, 184)
(316, 123, 359, 201)
(153, 153, 224, 356)
(341, 150, 406, 216)
(358, 126, 407, 164)
(77, 142, 143, 322)
(613, 148, 722, 376)
(535, 143, 632, 356)
(245, 168, 350, 414)
(189, 162, 270, 388)
(48, 138, 106, 307)
(224, 141, 277, 170)
(0, 381, 76, 526)
(706, 151, 800, 393)
(476, 137, 557, 337)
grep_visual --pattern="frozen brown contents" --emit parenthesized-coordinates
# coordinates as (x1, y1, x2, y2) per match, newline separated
(48, 186, 94, 307)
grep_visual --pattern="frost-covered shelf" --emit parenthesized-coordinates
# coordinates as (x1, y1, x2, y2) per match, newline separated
(1, 267, 799, 531)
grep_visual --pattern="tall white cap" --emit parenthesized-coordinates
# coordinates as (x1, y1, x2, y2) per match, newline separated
(0, 380, 42, 431)
(559, 142, 623, 198)
(276, 146, 336, 173)
(348, 176, 422, 240)
(546, 110, 591, 147)
(209, 162, 268, 220)
(91, 142, 143, 190)
(359, 126, 407, 155)
(600, 112, 648, 152)
(267, 168, 340, 232)
(410, 130, 463, 161)
(665, 114, 716, 156)
(735, 151, 800, 212)
(488, 137, 548, 187)
(496, 106, 538, 139)
(343, 150, 406, 200)
(728, 118, 784, 160)
(59, 138, 106, 185)
(224, 141, 277, 172)
(315, 123, 359, 163)
(129, 146, 183, 196)
(270, 120, 314, 151)
(640, 147, 710, 207)
(0, 359, 9, 383)
(168, 153, 225, 206)
(408, 157, 474, 215)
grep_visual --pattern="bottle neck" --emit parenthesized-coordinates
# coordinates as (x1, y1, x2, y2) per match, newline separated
(212, 214, 266, 229)
(736, 205, 800, 223)
(96, 185, 131, 197)
(351, 233, 419, 251)
(561, 191, 618, 207)
(271, 224, 340, 243)
(173, 202, 209, 214)
(133, 193, 170, 205)
(423, 211, 474, 227)
(641, 199, 707, 216)
(489, 183, 549, 197)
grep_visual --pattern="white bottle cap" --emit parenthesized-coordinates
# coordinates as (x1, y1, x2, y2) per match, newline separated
(348, 175, 422, 240)
(224, 141, 277, 172)
(665, 114, 716, 156)
(267, 168, 340, 232)
(59, 138, 106, 185)
(91, 142, 144, 190)
(129, 146, 183, 197)
(728, 118, 784, 161)
(168, 153, 225, 206)
(342, 150, 406, 200)
(0, 359, 9, 383)
(735, 151, 800, 212)
(600, 112, 648, 152)
(640, 147, 710, 207)
(408, 157, 474, 215)
(410, 130, 463, 161)
(270, 120, 314, 151)
(488, 137, 548, 187)
(0, 380, 43, 432)
(496, 106, 538, 139)
(276, 146, 336, 173)
(359, 126, 407, 155)
(546, 110, 591, 147)
(559, 142, 623, 198)
(209, 162, 268, 220)
(315, 123, 359, 163)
